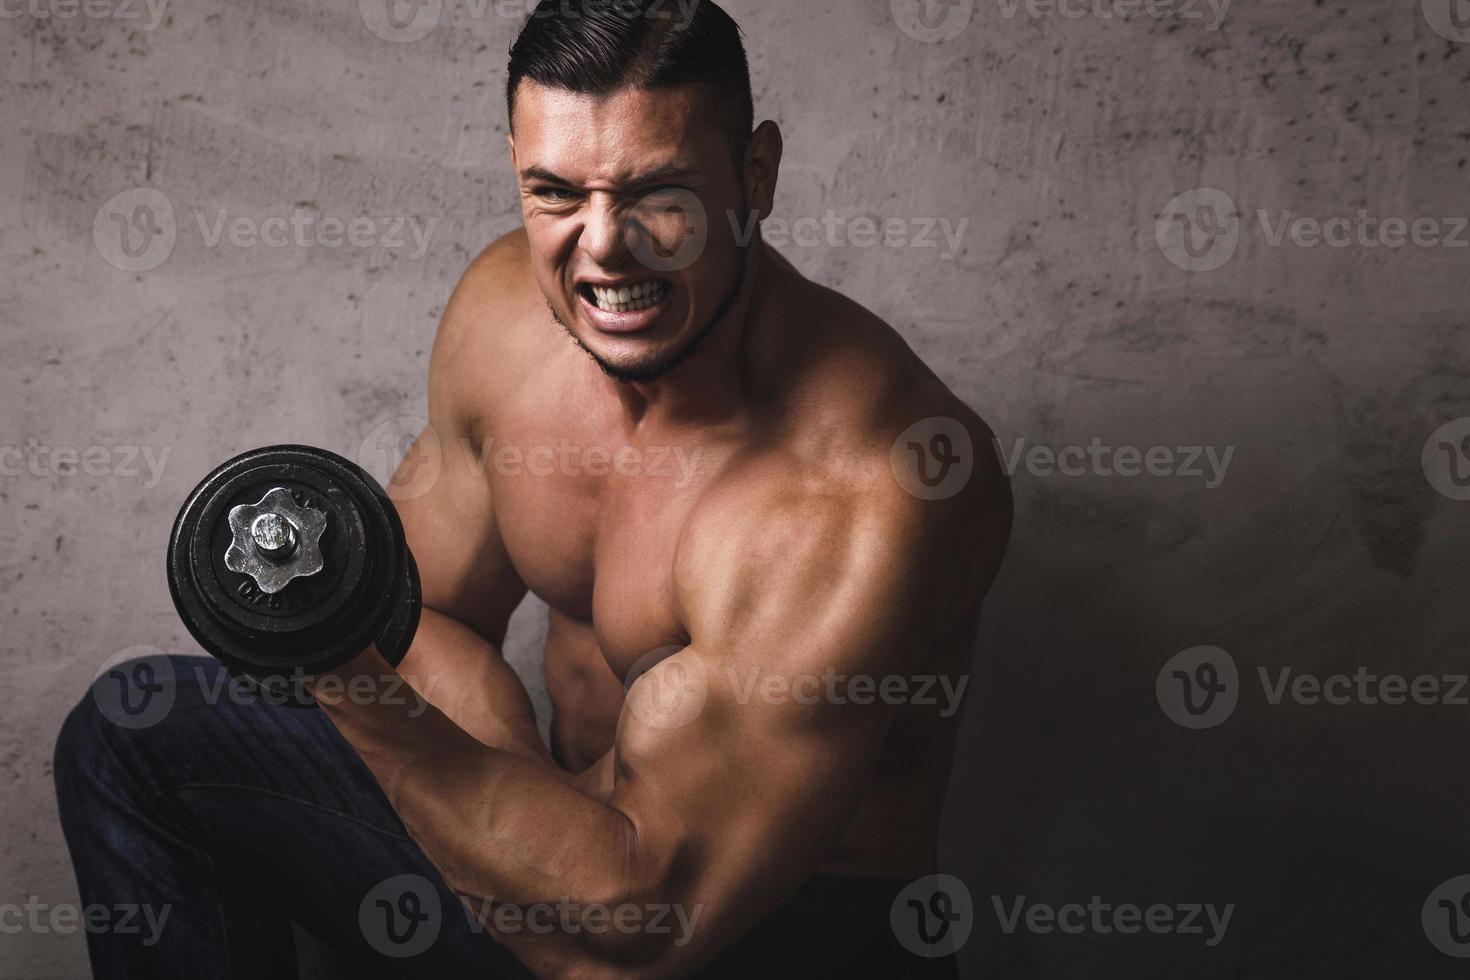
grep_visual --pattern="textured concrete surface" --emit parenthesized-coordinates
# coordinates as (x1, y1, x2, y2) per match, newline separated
(3, 0, 1469, 976)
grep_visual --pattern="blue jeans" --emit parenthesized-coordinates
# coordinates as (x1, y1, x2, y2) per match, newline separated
(54, 656, 956, 979)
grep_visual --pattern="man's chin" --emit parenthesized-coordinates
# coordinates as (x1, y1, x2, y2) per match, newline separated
(578, 337, 693, 385)
(547, 245, 750, 386)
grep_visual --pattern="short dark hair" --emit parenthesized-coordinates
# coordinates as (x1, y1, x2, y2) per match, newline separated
(506, 0, 755, 165)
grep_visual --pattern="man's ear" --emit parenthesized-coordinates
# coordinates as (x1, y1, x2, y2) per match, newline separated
(508, 133, 518, 170)
(743, 121, 783, 221)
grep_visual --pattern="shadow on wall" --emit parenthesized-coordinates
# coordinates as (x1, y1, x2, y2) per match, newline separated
(946, 445, 1470, 977)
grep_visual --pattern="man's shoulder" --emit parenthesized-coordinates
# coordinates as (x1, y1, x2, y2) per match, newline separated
(773, 273, 1008, 534)
(439, 228, 542, 347)
(678, 283, 1012, 652)
(429, 229, 564, 422)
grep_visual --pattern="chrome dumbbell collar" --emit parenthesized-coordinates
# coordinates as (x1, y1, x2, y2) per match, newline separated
(223, 487, 328, 594)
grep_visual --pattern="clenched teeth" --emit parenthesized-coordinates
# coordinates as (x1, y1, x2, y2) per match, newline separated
(588, 280, 670, 313)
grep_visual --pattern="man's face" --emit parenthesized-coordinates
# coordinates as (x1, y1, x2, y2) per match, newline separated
(511, 82, 750, 384)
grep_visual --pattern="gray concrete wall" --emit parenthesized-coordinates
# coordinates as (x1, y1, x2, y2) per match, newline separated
(3, 0, 1468, 975)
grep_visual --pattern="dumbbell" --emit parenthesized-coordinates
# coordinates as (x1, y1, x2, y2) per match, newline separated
(166, 445, 421, 707)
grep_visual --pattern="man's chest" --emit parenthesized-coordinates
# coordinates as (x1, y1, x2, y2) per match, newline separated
(484, 418, 721, 679)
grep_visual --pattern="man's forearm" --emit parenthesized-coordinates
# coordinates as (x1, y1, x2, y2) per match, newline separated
(311, 650, 662, 969)
(395, 607, 547, 760)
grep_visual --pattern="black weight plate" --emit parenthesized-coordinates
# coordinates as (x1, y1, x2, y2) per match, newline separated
(170, 448, 387, 673)
(168, 446, 410, 678)
(192, 465, 366, 636)
(376, 549, 422, 668)
(234, 548, 422, 710)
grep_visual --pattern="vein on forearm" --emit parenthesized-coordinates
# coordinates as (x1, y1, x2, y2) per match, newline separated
(320, 694, 641, 912)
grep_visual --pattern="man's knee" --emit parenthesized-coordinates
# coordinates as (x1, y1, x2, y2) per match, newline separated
(53, 655, 212, 811)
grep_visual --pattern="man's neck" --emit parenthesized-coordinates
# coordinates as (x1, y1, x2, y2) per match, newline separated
(613, 242, 789, 432)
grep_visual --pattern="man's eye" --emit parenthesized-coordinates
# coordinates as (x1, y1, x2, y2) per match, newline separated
(535, 187, 579, 203)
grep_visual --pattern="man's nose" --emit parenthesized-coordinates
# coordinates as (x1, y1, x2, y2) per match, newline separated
(580, 198, 635, 269)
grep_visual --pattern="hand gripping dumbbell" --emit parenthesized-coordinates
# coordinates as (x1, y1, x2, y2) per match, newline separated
(166, 446, 421, 707)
